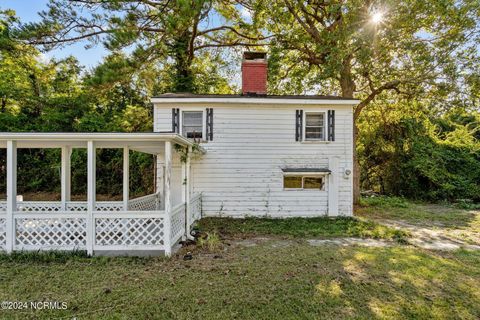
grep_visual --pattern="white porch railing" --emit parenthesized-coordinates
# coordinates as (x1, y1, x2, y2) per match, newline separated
(14, 212, 87, 250)
(170, 203, 186, 245)
(0, 201, 6, 250)
(94, 211, 166, 250)
(0, 193, 202, 255)
(189, 193, 202, 227)
(128, 193, 161, 211)
(15, 201, 125, 212)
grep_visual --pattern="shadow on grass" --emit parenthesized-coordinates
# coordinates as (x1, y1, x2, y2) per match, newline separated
(0, 250, 164, 265)
(309, 247, 480, 319)
(0, 239, 479, 318)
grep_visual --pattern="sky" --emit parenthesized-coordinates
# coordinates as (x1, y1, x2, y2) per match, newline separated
(1, 0, 109, 68)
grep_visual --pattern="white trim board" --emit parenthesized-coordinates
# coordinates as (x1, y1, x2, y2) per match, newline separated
(151, 97, 360, 105)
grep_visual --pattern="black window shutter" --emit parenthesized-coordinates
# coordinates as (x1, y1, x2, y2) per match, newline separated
(295, 110, 303, 141)
(327, 110, 335, 141)
(206, 108, 213, 141)
(172, 108, 179, 133)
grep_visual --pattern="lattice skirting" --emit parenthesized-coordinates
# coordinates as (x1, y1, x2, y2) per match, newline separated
(15, 218, 87, 249)
(190, 195, 202, 223)
(171, 210, 185, 242)
(95, 218, 165, 246)
(0, 217, 6, 250)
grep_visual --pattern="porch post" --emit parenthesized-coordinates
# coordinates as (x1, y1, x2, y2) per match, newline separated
(185, 145, 192, 238)
(156, 154, 165, 209)
(123, 146, 129, 211)
(181, 151, 186, 241)
(87, 141, 96, 255)
(164, 141, 172, 256)
(61, 146, 72, 210)
(6, 140, 17, 253)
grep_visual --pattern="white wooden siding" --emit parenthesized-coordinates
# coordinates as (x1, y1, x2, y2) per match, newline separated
(154, 103, 353, 217)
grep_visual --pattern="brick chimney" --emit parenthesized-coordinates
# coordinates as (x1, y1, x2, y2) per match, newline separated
(242, 52, 267, 95)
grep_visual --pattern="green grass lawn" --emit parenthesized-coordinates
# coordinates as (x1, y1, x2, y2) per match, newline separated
(1, 201, 479, 319)
(0, 243, 479, 319)
(198, 216, 408, 241)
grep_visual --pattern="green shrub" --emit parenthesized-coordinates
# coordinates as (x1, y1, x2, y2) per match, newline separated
(359, 107, 480, 202)
(197, 232, 222, 251)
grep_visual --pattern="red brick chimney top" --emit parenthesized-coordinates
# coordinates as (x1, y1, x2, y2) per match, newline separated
(242, 52, 267, 95)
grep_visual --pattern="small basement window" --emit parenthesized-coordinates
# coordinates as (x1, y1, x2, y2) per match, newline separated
(283, 176, 325, 190)
(182, 111, 203, 139)
(304, 112, 325, 141)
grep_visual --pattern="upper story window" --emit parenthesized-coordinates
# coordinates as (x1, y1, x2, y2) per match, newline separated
(304, 112, 325, 141)
(182, 111, 203, 139)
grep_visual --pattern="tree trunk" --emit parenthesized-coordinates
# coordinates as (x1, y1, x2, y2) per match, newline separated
(172, 34, 195, 93)
(352, 119, 361, 206)
(1, 97, 6, 113)
(339, 56, 361, 206)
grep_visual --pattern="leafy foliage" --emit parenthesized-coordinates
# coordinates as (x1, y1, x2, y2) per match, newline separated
(0, 2, 479, 203)
(359, 101, 480, 201)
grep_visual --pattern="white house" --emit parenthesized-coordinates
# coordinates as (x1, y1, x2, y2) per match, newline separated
(0, 52, 358, 256)
(153, 52, 358, 218)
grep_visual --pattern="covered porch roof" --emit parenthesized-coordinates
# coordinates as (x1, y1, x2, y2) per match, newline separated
(0, 132, 205, 155)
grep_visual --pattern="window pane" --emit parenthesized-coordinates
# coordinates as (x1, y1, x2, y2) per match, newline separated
(303, 177, 324, 190)
(284, 176, 302, 188)
(305, 113, 325, 140)
(182, 111, 203, 139)
(306, 113, 324, 126)
(305, 128, 323, 139)
(185, 127, 203, 138)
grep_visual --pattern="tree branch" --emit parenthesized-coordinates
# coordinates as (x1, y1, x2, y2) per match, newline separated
(354, 80, 401, 120)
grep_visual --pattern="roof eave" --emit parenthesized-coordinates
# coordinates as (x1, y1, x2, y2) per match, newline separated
(0, 132, 204, 151)
(151, 97, 360, 105)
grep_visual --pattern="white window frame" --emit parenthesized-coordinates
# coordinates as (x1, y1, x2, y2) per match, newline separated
(179, 109, 207, 141)
(283, 173, 327, 191)
(303, 111, 327, 142)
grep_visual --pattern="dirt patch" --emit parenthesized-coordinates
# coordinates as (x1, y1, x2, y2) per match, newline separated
(307, 238, 393, 248)
(378, 219, 480, 250)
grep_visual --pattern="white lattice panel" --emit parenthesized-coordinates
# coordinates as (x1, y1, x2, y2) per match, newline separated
(67, 202, 124, 212)
(128, 194, 159, 211)
(171, 204, 185, 242)
(95, 218, 165, 246)
(95, 202, 123, 212)
(15, 218, 87, 249)
(189, 193, 202, 223)
(66, 202, 87, 211)
(0, 217, 6, 250)
(17, 202, 62, 212)
(0, 202, 6, 212)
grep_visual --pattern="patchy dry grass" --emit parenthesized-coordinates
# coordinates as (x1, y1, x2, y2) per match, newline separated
(198, 217, 408, 242)
(357, 196, 480, 245)
(0, 243, 479, 319)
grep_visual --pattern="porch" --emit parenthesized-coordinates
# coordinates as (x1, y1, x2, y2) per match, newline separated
(0, 133, 204, 256)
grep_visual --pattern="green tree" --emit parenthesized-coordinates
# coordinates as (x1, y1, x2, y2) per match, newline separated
(19, 0, 264, 92)
(253, 0, 480, 203)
